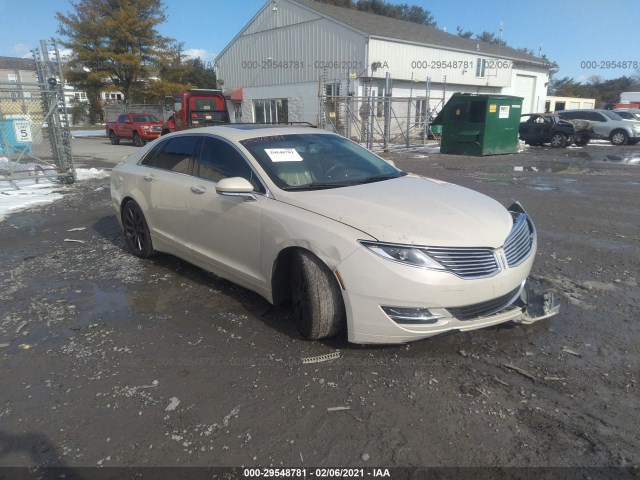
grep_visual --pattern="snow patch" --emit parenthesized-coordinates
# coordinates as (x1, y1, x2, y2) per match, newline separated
(1, 167, 111, 222)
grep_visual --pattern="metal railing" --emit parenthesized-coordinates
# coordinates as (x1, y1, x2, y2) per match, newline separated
(319, 72, 445, 151)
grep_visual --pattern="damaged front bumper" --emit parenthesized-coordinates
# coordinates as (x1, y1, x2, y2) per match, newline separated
(512, 281, 561, 325)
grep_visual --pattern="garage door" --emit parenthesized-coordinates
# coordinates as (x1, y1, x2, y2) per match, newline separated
(515, 75, 536, 114)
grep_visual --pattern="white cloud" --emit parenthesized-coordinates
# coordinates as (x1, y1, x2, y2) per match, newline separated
(13, 43, 28, 53)
(183, 48, 218, 65)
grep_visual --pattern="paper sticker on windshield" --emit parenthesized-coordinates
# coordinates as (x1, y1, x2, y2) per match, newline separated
(265, 148, 303, 162)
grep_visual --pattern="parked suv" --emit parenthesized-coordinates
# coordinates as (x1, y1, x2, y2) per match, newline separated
(557, 109, 640, 145)
(613, 108, 640, 121)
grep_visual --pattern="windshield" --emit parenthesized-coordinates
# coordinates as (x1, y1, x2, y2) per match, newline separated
(615, 111, 640, 120)
(132, 115, 159, 123)
(240, 133, 405, 190)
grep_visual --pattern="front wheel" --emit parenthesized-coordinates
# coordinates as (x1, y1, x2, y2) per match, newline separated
(550, 132, 567, 148)
(133, 132, 145, 147)
(122, 201, 155, 258)
(290, 250, 346, 340)
(573, 136, 590, 147)
(610, 130, 628, 146)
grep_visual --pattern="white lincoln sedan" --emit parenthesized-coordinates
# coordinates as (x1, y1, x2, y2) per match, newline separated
(110, 125, 559, 344)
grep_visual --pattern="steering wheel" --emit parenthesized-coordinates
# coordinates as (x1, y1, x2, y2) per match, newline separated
(325, 164, 350, 179)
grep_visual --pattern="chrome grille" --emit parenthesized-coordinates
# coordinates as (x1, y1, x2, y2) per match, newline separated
(418, 213, 534, 280)
(421, 247, 498, 279)
(447, 284, 523, 320)
(150, 125, 162, 132)
(504, 213, 534, 267)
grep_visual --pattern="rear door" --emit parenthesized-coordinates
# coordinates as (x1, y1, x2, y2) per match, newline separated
(138, 135, 202, 250)
(587, 112, 609, 137)
(116, 114, 130, 138)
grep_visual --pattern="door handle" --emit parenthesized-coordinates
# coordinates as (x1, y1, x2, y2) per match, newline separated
(190, 186, 206, 194)
(143, 175, 154, 181)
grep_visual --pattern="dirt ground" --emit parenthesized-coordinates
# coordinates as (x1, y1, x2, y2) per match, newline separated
(0, 138, 639, 471)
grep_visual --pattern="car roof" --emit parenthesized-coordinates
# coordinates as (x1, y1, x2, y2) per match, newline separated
(558, 109, 608, 113)
(166, 125, 327, 141)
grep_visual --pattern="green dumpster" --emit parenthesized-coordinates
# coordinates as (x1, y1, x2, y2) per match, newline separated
(432, 93, 523, 156)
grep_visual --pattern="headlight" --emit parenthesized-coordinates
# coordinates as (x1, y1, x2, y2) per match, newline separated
(360, 241, 445, 270)
(140, 125, 150, 130)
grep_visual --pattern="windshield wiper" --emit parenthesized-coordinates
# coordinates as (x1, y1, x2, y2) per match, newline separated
(282, 182, 344, 191)
(359, 172, 406, 184)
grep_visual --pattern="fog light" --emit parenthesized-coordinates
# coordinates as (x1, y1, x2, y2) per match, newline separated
(382, 306, 444, 324)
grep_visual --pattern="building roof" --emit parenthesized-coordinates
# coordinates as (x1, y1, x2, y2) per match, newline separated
(0, 56, 36, 70)
(294, 0, 547, 66)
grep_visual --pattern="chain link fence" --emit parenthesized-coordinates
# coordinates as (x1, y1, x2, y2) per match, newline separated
(318, 73, 446, 152)
(0, 41, 74, 186)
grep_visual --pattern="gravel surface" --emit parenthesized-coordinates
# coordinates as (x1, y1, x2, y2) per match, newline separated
(0, 139, 638, 470)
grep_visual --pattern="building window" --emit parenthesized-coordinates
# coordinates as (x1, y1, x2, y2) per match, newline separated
(8, 73, 17, 82)
(415, 99, 427, 126)
(253, 99, 288, 123)
(475, 58, 486, 78)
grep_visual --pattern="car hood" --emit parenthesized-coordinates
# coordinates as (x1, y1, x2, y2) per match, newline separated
(280, 175, 514, 248)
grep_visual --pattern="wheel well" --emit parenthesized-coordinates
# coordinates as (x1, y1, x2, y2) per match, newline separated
(271, 247, 300, 305)
(109, 129, 116, 135)
(120, 197, 136, 219)
(610, 129, 628, 138)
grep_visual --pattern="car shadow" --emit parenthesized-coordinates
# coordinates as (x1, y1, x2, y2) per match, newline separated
(90, 215, 516, 351)
(90, 215, 309, 342)
(0, 430, 85, 478)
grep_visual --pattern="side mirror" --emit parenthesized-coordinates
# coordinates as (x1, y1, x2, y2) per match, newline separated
(215, 177, 257, 201)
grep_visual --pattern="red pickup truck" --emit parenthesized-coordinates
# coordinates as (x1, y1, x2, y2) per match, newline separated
(107, 113, 163, 147)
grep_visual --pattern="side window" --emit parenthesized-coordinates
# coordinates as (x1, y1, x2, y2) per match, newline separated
(588, 112, 605, 122)
(559, 111, 578, 120)
(117, 114, 127, 123)
(153, 136, 200, 173)
(139, 141, 164, 166)
(198, 137, 265, 193)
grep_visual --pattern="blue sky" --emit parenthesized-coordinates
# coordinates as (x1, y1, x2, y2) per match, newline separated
(1, 0, 638, 82)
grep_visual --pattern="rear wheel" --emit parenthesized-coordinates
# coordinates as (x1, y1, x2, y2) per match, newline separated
(109, 131, 119, 145)
(122, 201, 154, 258)
(550, 132, 567, 148)
(290, 250, 345, 340)
(133, 132, 145, 147)
(610, 130, 628, 146)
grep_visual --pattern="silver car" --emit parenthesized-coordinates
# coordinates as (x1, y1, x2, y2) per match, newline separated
(613, 108, 640, 122)
(110, 126, 559, 344)
(557, 109, 640, 145)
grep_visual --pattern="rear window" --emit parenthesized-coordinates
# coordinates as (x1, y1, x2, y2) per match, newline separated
(190, 97, 225, 111)
(558, 111, 582, 120)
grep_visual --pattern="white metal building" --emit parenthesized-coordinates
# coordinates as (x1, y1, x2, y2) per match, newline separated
(216, 0, 553, 124)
